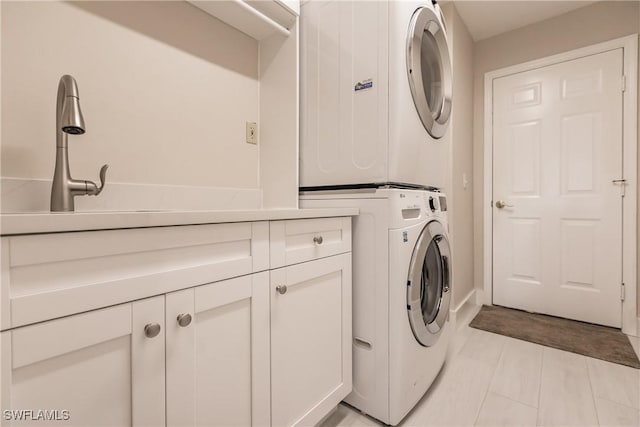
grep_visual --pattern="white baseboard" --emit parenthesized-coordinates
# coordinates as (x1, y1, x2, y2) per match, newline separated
(450, 289, 481, 330)
(1, 177, 262, 212)
(476, 289, 486, 306)
(452, 289, 477, 313)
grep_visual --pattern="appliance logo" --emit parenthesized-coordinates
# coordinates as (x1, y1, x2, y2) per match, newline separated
(354, 78, 373, 92)
(402, 231, 408, 243)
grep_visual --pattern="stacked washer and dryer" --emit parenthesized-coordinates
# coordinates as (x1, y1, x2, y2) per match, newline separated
(299, 1, 453, 425)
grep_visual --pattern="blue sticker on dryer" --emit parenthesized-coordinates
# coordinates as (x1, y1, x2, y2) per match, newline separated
(354, 79, 373, 91)
(402, 231, 408, 243)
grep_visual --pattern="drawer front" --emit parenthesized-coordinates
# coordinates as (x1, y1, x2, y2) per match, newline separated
(0, 222, 269, 330)
(270, 217, 351, 268)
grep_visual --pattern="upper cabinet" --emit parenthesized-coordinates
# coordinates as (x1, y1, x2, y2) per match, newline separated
(188, 0, 299, 40)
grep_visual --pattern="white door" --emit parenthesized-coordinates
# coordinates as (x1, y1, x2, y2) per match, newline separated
(492, 49, 624, 327)
(270, 254, 352, 427)
(165, 273, 270, 427)
(0, 297, 165, 426)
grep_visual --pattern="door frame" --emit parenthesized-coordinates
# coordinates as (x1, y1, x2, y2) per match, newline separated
(482, 34, 639, 336)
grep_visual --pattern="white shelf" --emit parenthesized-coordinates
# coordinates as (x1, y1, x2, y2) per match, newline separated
(188, 0, 298, 40)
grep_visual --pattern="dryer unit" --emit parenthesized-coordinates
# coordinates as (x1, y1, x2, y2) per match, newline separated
(300, 0, 452, 189)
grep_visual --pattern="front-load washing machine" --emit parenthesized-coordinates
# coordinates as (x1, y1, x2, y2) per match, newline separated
(300, 0, 452, 189)
(300, 187, 452, 425)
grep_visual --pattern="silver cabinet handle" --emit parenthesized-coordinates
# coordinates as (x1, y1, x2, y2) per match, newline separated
(144, 323, 161, 338)
(313, 236, 324, 245)
(495, 200, 514, 209)
(177, 313, 192, 327)
(276, 285, 287, 295)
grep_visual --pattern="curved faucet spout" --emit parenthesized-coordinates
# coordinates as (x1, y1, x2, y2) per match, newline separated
(51, 75, 107, 212)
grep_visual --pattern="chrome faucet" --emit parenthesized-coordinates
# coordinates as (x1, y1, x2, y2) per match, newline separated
(51, 75, 108, 212)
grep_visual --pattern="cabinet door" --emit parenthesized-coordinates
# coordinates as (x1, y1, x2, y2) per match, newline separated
(166, 273, 270, 426)
(0, 296, 165, 426)
(271, 253, 352, 427)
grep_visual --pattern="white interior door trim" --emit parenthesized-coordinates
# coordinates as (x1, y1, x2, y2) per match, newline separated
(483, 34, 639, 336)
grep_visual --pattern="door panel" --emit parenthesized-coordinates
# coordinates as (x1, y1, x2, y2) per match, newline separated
(492, 49, 623, 327)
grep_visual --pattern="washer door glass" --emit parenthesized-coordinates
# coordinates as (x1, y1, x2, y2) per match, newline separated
(407, 221, 451, 347)
(406, 6, 452, 139)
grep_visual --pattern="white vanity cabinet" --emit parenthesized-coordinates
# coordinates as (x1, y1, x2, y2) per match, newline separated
(0, 212, 355, 426)
(0, 296, 166, 426)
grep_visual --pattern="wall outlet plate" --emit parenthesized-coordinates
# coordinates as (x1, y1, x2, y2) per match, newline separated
(246, 122, 257, 145)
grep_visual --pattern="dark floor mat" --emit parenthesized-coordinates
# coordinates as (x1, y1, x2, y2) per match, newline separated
(469, 305, 640, 369)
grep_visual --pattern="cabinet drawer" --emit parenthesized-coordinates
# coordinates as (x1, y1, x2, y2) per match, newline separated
(269, 217, 351, 268)
(0, 222, 269, 330)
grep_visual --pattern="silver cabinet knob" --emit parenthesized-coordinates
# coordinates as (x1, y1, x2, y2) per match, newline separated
(276, 285, 288, 295)
(495, 200, 514, 209)
(313, 236, 324, 245)
(177, 313, 192, 327)
(144, 323, 161, 338)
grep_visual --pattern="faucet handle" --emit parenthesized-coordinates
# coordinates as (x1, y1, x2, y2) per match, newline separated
(93, 164, 108, 196)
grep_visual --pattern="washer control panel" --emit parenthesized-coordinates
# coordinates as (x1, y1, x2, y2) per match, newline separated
(389, 189, 447, 228)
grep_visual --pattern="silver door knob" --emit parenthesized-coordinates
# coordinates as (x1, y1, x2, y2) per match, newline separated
(495, 200, 514, 209)
(276, 285, 287, 295)
(177, 313, 192, 327)
(313, 236, 324, 245)
(144, 323, 161, 338)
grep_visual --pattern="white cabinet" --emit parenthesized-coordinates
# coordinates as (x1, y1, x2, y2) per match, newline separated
(0, 215, 353, 426)
(270, 253, 352, 427)
(165, 273, 270, 426)
(0, 296, 165, 426)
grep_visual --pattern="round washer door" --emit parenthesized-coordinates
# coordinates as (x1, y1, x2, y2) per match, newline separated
(407, 220, 451, 347)
(406, 6, 452, 139)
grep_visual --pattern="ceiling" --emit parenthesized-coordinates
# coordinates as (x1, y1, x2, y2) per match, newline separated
(447, 0, 599, 41)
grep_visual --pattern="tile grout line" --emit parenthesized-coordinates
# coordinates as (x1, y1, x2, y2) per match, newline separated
(585, 355, 602, 426)
(487, 340, 544, 411)
(535, 348, 545, 427)
(593, 395, 640, 412)
(472, 337, 506, 426)
(586, 356, 640, 411)
(585, 357, 640, 413)
(489, 390, 539, 410)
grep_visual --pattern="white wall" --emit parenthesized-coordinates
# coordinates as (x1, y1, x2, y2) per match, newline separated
(471, 1, 640, 314)
(442, 2, 475, 309)
(2, 1, 262, 210)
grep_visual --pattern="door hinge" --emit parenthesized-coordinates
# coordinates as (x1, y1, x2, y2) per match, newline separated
(622, 75, 627, 92)
(621, 282, 626, 301)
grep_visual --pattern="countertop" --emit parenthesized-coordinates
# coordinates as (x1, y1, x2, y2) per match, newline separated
(0, 208, 359, 236)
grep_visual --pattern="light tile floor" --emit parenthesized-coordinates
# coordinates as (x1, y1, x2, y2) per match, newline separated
(321, 309, 640, 427)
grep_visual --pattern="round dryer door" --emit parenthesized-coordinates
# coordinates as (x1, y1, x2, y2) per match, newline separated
(407, 220, 451, 347)
(406, 5, 452, 139)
